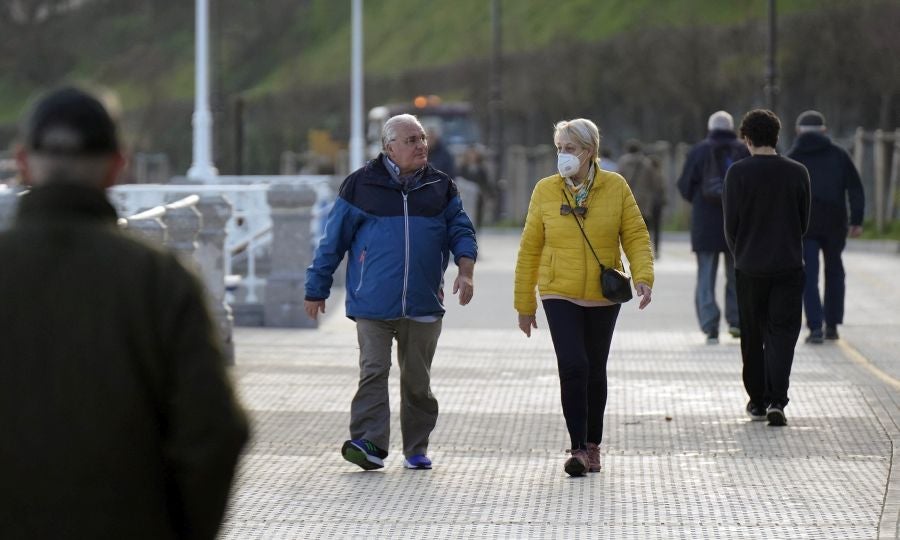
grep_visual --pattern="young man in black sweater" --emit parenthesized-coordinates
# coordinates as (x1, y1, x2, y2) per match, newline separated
(723, 109, 810, 426)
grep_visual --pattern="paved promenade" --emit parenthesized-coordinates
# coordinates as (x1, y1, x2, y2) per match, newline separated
(221, 231, 900, 539)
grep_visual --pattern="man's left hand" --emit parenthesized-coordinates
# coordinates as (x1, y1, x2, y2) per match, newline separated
(849, 225, 863, 238)
(454, 256, 475, 306)
(453, 274, 474, 305)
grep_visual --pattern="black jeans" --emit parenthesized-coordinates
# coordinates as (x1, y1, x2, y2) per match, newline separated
(803, 235, 846, 330)
(735, 268, 804, 408)
(643, 204, 663, 258)
(542, 299, 620, 450)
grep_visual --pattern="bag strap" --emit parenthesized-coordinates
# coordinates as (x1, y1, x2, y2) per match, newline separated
(562, 188, 607, 272)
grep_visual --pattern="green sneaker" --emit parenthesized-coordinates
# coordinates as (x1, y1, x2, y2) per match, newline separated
(341, 439, 387, 470)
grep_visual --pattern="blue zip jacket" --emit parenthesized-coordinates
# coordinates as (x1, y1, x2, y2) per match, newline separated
(305, 155, 477, 320)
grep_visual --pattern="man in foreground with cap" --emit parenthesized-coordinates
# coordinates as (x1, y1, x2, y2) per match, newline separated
(787, 110, 865, 344)
(0, 86, 249, 539)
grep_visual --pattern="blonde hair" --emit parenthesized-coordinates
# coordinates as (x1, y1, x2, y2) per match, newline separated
(553, 118, 601, 160)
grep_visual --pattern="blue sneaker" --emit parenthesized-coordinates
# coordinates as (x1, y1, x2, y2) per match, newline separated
(402, 454, 432, 470)
(341, 439, 387, 470)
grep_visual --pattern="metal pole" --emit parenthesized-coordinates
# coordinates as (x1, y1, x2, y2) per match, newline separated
(765, 0, 778, 112)
(188, 0, 219, 181)
(490, 0, 504, 219)
(349, 0, 365, 171)
(234, 96, 244, 176)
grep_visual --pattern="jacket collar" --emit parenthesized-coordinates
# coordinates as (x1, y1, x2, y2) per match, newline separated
(789, 131, 831, 154)
(708, 129, 738, 143)
(363, 153, 440, 190)
(15, 183, 118, 225)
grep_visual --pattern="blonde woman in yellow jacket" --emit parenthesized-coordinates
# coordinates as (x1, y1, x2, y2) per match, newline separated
(514, 118, 654, 477)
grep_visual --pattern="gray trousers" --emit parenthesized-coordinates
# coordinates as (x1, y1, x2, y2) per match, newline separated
(351, 318, 442, 457)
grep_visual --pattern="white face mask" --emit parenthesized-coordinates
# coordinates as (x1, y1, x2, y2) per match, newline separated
(557, 151, 583, 178)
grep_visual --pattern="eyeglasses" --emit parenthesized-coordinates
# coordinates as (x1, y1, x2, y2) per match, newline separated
(560, 204, 587, 217)
(392, 134, 428, 147)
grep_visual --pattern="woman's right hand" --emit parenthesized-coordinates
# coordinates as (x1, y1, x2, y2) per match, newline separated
(518, 314, 538, 337)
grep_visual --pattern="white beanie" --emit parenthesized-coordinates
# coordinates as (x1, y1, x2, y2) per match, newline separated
(707, 110, 734, 132)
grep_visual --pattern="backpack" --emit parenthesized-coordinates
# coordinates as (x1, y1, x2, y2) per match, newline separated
(700, 143, 736, 203)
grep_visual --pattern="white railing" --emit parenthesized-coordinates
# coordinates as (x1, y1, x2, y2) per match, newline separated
(111, 185, 272, 304)
(110, 177, 333, 306)
(1, 180, 324, 332)
(226, 226, 271, 303)
(119, 193, 200, 226)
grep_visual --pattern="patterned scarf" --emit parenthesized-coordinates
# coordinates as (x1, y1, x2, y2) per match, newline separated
(565, 162, 596, 208)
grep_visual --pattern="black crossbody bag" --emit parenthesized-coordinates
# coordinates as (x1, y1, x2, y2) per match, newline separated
(564, 191, 633, 304)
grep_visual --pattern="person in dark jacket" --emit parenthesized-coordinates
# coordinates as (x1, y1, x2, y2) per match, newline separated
(459, 144, 494, 227)
(424, 120, 457, 178)
(305, 114, 477, 471)
(619, 139, 666, 258)
(0, 87, 249, 539)
(787, 110, 865, 343)
(723, 109, 810, 427)
(677, 111, 749, 344)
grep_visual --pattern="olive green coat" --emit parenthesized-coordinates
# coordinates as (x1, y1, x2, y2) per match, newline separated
(0, 185, 248, 540)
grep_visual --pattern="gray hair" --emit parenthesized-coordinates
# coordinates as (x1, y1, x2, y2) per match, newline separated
(553, 118, 601, 160)
(708, 110, 734, 132)
(382, 114, 423, 150)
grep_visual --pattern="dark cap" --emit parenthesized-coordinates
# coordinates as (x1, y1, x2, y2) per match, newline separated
(23, 87, 119, 156)
(796, 110, 825, 128)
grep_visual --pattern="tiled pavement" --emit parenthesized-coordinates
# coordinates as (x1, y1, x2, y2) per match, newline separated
(222, 231, 900, 539)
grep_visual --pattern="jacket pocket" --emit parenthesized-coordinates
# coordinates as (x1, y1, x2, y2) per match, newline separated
(355, 248, 367, 293)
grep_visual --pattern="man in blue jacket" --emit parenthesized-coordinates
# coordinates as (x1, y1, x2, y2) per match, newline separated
(305, 114, 477, 471)
(677, 111, 749, 344)
(787, 110, 865, 344)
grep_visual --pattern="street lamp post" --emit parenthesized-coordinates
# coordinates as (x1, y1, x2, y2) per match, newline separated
(188, 0, 219, 181)
(765, 0, 778, 112)
(349, 0, 365, 171)
(490, 0, 504, 220)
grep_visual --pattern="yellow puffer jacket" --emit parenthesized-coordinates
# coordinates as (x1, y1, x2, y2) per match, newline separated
(514, 164, 654, 315)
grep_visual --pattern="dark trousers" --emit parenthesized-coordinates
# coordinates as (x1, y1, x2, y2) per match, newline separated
(735, 268, 804, 407)
(643, 204, 662, 258)
(803, 235, 846, 330)
(542, 300, 620, 450)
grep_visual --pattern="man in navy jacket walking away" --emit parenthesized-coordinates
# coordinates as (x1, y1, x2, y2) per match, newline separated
(305, 114, 477, 471)
(787, 110, 864, 344)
